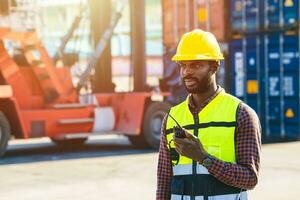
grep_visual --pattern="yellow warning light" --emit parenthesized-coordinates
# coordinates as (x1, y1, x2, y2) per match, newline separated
(286, 108, 294, 118)
(247, 80, 258, 94)
(284, 0, 294, 7)
(198, 8, 207, 22)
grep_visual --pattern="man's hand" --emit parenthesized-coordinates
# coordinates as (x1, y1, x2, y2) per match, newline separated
(173, 129, 208, 163)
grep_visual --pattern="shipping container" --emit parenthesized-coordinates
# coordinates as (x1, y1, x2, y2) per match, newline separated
(231, 0, 299, 33)
(162, 0, 191, 49)
(230, 34, 264, 121)
(230, 31, 300, 141)
(282, 0, 299, 28)
(264, 0, 299, 30)
(162, 0, 229, 49)
(264, 0, 280, 29)
(230, 0, 263, 33)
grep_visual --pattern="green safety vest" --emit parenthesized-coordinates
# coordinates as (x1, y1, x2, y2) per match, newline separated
(165, 90, 248, 200)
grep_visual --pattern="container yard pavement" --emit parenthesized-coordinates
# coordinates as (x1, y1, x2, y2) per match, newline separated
(0, 137, 300, 200)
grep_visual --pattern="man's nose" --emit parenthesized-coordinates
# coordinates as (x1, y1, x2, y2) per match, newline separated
(182, 66, 193, 76)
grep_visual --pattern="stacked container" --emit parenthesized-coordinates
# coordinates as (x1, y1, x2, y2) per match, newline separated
(230, 0, 300, 141)
(162, 0, 229, 49)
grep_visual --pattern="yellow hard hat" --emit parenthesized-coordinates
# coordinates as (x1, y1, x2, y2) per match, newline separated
(172, 29, 224, 61)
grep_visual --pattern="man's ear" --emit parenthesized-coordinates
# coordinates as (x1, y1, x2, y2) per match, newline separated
(210, 61, 219, 74)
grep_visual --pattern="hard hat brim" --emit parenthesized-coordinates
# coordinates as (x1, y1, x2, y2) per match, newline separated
(172, 54, 224, 61)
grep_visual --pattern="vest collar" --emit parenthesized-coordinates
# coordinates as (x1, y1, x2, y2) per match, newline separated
(187, 85, 224, 113)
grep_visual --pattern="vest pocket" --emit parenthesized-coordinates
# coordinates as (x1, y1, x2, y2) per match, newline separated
(171, 178, 185, 194)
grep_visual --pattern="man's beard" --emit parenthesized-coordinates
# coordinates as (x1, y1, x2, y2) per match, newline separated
(182, 77, 210, 94)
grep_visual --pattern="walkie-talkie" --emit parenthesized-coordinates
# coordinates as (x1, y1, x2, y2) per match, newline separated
(167, 113, 186, 138)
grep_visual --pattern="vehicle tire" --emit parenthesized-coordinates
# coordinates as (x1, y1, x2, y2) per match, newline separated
(128, 102, 171, 149)
(0, 111, 11, 157)
(51, 138, 87, 146)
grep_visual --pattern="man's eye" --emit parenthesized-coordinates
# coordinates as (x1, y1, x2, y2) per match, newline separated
(191, 64, 201, 69)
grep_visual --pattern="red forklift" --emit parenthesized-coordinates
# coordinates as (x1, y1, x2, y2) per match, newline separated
(0, 0, 170, 156)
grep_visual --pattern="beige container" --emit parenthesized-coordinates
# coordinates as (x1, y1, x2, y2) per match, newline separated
(162, 0, 229, 49)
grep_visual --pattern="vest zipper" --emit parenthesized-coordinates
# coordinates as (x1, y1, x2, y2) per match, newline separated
(193, 114, 208, 200)
(192, 114, 199, 200)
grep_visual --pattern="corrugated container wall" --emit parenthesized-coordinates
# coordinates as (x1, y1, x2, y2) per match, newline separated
(162, 0, 229, 49)
(230, 0, 263, 33)
(230, 0, 299, 33)
(230, 0, 300, 141)
(230, 32, 300, 141)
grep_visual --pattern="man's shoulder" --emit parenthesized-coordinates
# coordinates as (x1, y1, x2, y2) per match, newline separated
(223, 89, 261, 125)
(237, 102, 260, 124)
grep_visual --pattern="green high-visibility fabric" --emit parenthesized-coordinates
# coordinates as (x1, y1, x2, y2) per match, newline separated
(166, 90, 241, 165)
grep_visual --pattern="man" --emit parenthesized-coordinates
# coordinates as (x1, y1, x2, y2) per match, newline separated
(156, 29, 261, 200)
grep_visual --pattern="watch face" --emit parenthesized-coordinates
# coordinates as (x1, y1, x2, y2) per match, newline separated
(203, 157, 213, 168)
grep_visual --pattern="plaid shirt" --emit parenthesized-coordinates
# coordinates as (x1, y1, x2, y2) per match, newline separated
(156, 86, 261, 200)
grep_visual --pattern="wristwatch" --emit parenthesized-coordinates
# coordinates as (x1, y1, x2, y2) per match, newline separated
(202, 155, 213, 169)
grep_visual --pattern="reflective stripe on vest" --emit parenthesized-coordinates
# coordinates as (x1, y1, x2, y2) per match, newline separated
(171, 192, 248, 200)
(173, 163, 209, 176)
(166, 90, 247, 199)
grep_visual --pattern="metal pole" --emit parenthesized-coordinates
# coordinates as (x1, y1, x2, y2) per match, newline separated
(53, 5, 86, 63)
(130, 0, 146, 92)
(88, 0, 113, 93)
(77, 0, 125, 92)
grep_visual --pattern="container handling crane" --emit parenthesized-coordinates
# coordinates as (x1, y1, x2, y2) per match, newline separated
(0, 0, 170, 157)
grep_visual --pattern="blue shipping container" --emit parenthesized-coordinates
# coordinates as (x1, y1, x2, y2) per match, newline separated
(230, 34, 264, 122)
(230, 32, 300, 141)
(282, 0, 299, 27)
(265, 0, 280, 28)
(231, 0, 299, 32)
(230, 0, 263, 32)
